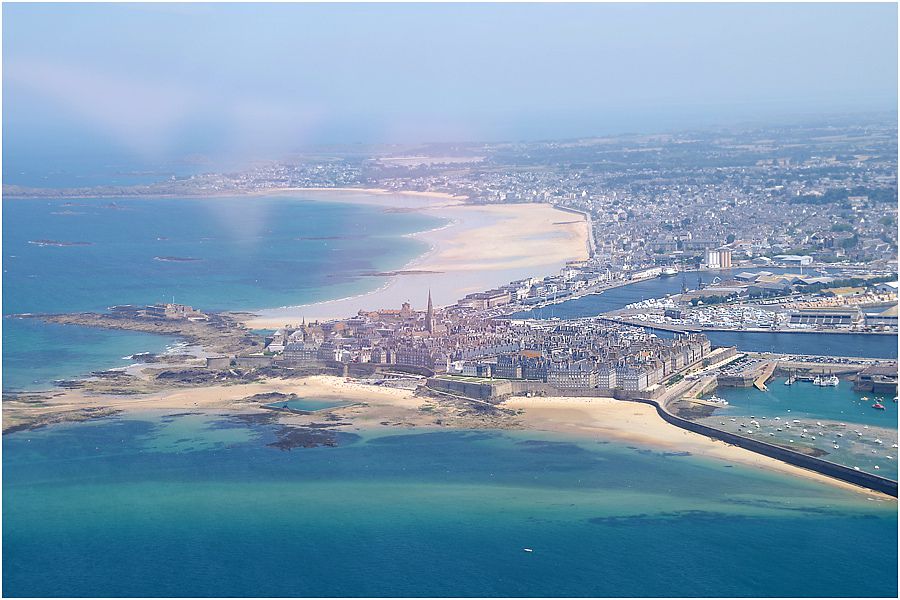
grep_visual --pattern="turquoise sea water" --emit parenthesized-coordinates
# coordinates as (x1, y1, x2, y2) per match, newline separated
(3, 197, 442, 314)
(264, 398, 350, 411)
(2, 196, 443, 390)
(701, 377, 899, 480)
(3, 413, 897, 597)
(711, 377, 897, 428)
(2, 318, 179, 392)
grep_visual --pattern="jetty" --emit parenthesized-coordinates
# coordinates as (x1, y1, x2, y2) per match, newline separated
(753, 361, 777, 391)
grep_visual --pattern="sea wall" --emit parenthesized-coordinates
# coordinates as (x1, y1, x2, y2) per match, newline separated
(425, 377, 666, 401)
(633, 397, 899, 497)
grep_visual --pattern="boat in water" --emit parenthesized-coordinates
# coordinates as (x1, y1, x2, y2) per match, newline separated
(813, 374, 839, 387)
(872, 402, 886, 411)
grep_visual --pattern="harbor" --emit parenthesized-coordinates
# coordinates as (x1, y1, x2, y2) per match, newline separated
(687, 376, 898, 481)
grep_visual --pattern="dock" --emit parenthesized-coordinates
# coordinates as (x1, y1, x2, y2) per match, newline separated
(753, 361, 777, 391)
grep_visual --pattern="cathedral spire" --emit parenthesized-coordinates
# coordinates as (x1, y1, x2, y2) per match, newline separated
(425, 289, 434, 333)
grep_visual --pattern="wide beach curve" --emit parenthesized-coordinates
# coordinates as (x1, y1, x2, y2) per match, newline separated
(239, 190, 591, 328)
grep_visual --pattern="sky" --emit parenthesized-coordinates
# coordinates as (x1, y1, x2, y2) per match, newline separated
(2, 2, 898, 179)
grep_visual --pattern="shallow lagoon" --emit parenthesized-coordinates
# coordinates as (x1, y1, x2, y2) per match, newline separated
(4, 413, 897, 597)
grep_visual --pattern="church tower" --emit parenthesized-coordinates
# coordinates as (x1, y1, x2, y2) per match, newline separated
(425, 289, 434, 333)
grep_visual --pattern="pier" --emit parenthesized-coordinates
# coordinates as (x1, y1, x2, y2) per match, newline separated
(753, 361, 777, 391)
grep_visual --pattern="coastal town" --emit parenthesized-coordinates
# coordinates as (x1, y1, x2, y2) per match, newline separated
(8, 120, 896, 274)
(4, 4, 898, 598)
(3, 118, 898, 496)
(4, 117, 898, 493)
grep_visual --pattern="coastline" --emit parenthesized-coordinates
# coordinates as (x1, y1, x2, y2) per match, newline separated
(4, 373, 893, 499)
(241, 195, 591, 328)
(5, 187, 587, 328)
(2, 185, 469, 203)
(501, 395, 893, 498)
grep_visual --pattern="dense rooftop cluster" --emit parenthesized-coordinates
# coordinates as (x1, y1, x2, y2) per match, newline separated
(255, 297, 712, 393)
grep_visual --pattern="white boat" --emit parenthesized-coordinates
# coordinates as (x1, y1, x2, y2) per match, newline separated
(523, 548, 534, 553)
(833, 444, 839, 449)
(874, 439, 883, 445)
(813, 375, 839, 387)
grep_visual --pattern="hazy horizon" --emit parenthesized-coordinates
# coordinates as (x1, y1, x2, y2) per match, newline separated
(3, 2, 898, 179)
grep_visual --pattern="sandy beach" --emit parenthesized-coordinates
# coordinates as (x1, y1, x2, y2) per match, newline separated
(6, 373, 891, 499)
(239, 189, 590, 328)
(502, 395, 892, 497)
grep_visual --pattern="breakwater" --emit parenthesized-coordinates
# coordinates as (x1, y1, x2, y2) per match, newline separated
(633, 396, 899, 497)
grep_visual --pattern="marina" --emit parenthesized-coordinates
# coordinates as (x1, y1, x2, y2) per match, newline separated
(692, 376, 898, 480)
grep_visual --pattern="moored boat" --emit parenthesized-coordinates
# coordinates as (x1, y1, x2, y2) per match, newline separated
(813, 374, 839, 387)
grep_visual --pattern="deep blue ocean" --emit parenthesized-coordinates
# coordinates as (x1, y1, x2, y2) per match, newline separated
(3, 196, 442, 390)
(3, 414, 897, 598)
